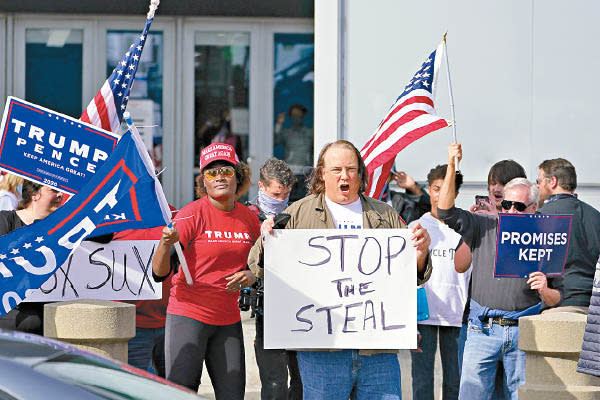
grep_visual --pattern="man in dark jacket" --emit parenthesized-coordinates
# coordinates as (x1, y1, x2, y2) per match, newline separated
(246, 157, 302, 400)
(537, 158, 600, 314)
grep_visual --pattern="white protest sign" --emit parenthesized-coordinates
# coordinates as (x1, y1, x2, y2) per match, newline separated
(24, 240, 161, 302)
(264, 229, 417, 349)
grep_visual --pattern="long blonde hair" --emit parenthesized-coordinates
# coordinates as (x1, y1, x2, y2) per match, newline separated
(0, 173, 23, 194)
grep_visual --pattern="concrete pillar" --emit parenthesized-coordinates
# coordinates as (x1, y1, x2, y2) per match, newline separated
(44, 300, 135, 363)
(519, 312, 600, 399)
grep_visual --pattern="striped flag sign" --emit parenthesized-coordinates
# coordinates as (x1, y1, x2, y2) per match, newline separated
(361, 39, 450, 199)
(80, 0, 159, 132)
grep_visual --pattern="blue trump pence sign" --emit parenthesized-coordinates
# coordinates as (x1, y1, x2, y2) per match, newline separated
(494, 213, 572, 278)
(0, 97, 119, 195)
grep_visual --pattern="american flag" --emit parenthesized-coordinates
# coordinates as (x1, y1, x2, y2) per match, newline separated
(361, 40, 450, 199)
(80, 0, 159, 132)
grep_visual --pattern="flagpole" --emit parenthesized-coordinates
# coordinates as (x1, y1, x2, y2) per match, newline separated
(147, 0, 160, 19)
(124, 113, 194, 286)
(442, 32, 459, 171)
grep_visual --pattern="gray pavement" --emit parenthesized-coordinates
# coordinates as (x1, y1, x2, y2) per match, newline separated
(198, 311, 443, 399)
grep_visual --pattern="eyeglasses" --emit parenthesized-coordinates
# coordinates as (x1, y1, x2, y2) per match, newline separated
(327, 166, 359, 176)
(203, 166, 235, 181)
(501, 200, 532, 212)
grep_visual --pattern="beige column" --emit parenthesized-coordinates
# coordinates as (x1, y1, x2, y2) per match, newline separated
(44, 300, 135, 363)
(519, 312, 600, 399)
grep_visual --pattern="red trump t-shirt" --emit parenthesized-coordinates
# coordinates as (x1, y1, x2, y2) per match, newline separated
(167, 196, 260, 325)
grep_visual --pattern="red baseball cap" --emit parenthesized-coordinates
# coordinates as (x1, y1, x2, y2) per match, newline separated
(199, 143, 239, 171)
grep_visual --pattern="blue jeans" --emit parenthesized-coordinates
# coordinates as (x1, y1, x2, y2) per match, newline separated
(297, 350, 401, 399)
(457, 323, 467, 377)
(128, 326, 166, 377)
(459, 319, 525, 400)
(411, 324, 460, 400)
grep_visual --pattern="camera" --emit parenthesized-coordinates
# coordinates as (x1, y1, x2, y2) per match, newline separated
(238, 213, 289, 317)
(238, 277, 264, 317)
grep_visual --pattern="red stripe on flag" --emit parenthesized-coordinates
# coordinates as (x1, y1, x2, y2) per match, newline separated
(378, 96, 434, 137)
(367, 119, 449, 174)
(370, 160, 394, 199)
(362, 96, 435, 153)
(80, 109, 91, 124)
(363, 109, 429, 163)
(93, 93, 112, 131)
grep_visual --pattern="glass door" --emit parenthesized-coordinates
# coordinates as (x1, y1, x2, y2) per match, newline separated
(272, 32, 314, 201)
(181, 21, 257, 205)
(193, 32, 250, 199)
(13, 18, 94, 117)
(181, 19, 313, 205)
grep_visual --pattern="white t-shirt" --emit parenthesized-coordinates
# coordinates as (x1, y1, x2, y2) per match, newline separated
(410, 213, 471, 327)
(325, 196, 363, 229)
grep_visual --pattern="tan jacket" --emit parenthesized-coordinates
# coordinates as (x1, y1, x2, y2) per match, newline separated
(247, 193, 433, 354)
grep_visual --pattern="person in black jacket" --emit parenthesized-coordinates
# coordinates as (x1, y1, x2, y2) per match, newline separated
(246, 158, 302, 400)
(537, 158, 600, 314)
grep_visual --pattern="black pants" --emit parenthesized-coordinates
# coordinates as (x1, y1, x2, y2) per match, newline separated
(255, 314, 302, 400)
(165, 314, 245, 399)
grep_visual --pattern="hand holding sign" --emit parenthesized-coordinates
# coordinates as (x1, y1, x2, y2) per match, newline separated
(527, 271, 549, 291)
(265, 229, 417, 350)
(527, 271, 561, 306)
(261, 215, 275, 240)
(411, 222, 431, 271)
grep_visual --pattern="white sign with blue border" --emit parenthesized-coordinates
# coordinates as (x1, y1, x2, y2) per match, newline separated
(0, 96, 120, 194)
(494, 213, 572, 278)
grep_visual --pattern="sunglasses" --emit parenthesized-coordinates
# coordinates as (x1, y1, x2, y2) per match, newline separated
(501, 200, 531, 212)
(203, 166, 235, 181)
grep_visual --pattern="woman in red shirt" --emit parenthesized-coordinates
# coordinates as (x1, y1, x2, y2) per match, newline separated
(152, 143, 259, 398)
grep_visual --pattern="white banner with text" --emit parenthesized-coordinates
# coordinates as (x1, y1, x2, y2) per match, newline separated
(24, 240, 161, 302)
(264, 229, 417, 349)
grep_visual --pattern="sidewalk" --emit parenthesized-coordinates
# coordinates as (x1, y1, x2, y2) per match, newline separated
(198, 311, 444, 399)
